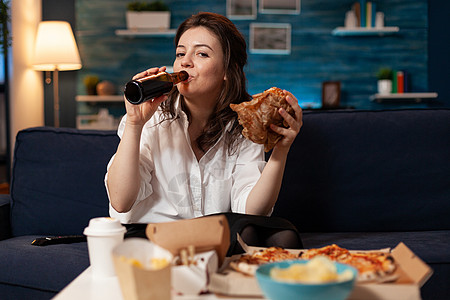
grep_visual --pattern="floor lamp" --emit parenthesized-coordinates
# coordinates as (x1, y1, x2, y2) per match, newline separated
(32, 21, 82, 127)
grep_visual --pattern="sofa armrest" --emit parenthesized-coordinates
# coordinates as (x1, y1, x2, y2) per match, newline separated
(0, 194, 12, 240)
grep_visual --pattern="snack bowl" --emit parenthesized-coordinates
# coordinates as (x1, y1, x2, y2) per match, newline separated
(255, 260, 357, 300)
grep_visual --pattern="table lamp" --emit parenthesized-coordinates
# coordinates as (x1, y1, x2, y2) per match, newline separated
(32, 21, 82, 127)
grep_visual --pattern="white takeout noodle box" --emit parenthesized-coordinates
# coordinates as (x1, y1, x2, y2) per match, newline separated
(172, 250, 219, 295)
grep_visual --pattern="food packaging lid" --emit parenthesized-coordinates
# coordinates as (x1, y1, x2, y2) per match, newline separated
(83, 217, 126, 236)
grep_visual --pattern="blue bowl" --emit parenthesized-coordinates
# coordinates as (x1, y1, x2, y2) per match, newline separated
(255, 260, 357, 300)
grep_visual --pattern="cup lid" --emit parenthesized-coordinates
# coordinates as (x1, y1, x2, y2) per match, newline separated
(83, 217, 126, 236)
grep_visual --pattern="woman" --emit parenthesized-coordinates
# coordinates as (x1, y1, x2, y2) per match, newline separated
(105, 12, 303, 253)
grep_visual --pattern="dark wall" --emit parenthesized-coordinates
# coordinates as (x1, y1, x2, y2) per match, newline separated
(42, 0, 77, 128)
(43, 0, 450, 127)
(75, 0, 431, 111)
(428, 0, 450, 107)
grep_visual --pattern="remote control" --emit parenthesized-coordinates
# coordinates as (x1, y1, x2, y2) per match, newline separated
(31, 235, 87, 246)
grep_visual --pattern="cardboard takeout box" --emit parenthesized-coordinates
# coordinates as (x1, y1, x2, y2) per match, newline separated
(112, 238, 173, 300)
(145, 214, 230, 266)
(112, 215, 231, 298)
(348, 242, 433, 300)
(145, 215, 230, 295)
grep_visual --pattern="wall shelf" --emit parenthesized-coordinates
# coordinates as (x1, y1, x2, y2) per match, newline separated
(370, 92, 438, 103)
(76, 95, 123, 103)
(332, 26, 399, 36)
(76, 115, 120, 131)
(115, 29, 176, 37)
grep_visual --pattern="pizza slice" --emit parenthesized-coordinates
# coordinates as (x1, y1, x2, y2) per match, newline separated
(298, 244, 397, 283)
(230, 247, 299, 276)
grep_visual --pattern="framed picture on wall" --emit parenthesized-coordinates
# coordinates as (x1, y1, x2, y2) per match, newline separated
(250, 23, 291, 55)
(259, 0, 301, 15)
(227, 0, 257, 20)
(322, 81, 341, 108)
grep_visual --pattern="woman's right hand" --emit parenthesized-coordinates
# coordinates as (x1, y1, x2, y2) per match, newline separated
(108, 67, 168, 213)
(124, 66, 168, 126)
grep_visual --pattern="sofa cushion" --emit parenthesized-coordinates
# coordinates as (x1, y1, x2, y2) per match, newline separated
(273, 109, 450, 232)
(0, 236, 89, 292)
(10, 127, 120, 236)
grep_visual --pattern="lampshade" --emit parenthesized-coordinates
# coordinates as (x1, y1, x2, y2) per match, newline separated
(32, 21, 82, 71)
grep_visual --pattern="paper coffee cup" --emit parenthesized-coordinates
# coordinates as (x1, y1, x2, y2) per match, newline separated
(84, 217, 126, 278)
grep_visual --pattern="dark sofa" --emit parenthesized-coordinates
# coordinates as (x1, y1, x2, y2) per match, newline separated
(0, 128, 119, 299)
(0, 108, 449, 300)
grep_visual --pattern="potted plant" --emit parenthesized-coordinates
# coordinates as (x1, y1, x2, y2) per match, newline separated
(376, 67, 393, 95)
(0, 0, 12, 55)
(83, 75, 100, 95)
(126, 1, 171, 31)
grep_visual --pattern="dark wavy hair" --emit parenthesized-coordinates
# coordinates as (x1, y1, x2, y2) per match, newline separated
(160, 12, 250, 154)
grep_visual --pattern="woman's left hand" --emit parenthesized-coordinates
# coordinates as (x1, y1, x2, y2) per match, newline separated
(270, 90, 303, 152)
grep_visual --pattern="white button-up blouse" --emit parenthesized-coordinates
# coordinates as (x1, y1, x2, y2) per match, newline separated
(105, 97, 266, 224)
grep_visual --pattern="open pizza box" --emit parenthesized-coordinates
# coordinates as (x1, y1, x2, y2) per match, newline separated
(349, 242, 433, 300)
(209, 235, 433, 300)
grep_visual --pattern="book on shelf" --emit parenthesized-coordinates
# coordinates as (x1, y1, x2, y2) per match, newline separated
(352, 2, 361, 27)
(392, 69, 397, 93)
(390, 70, 409, 94)
(397, 71, 404, 94)
(366, 2, 372, 28)
(354, 1, 377, 28)
(371, 2, 376, 27)
(403, 71, 409, 93)
(360, 0, 366, 27)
